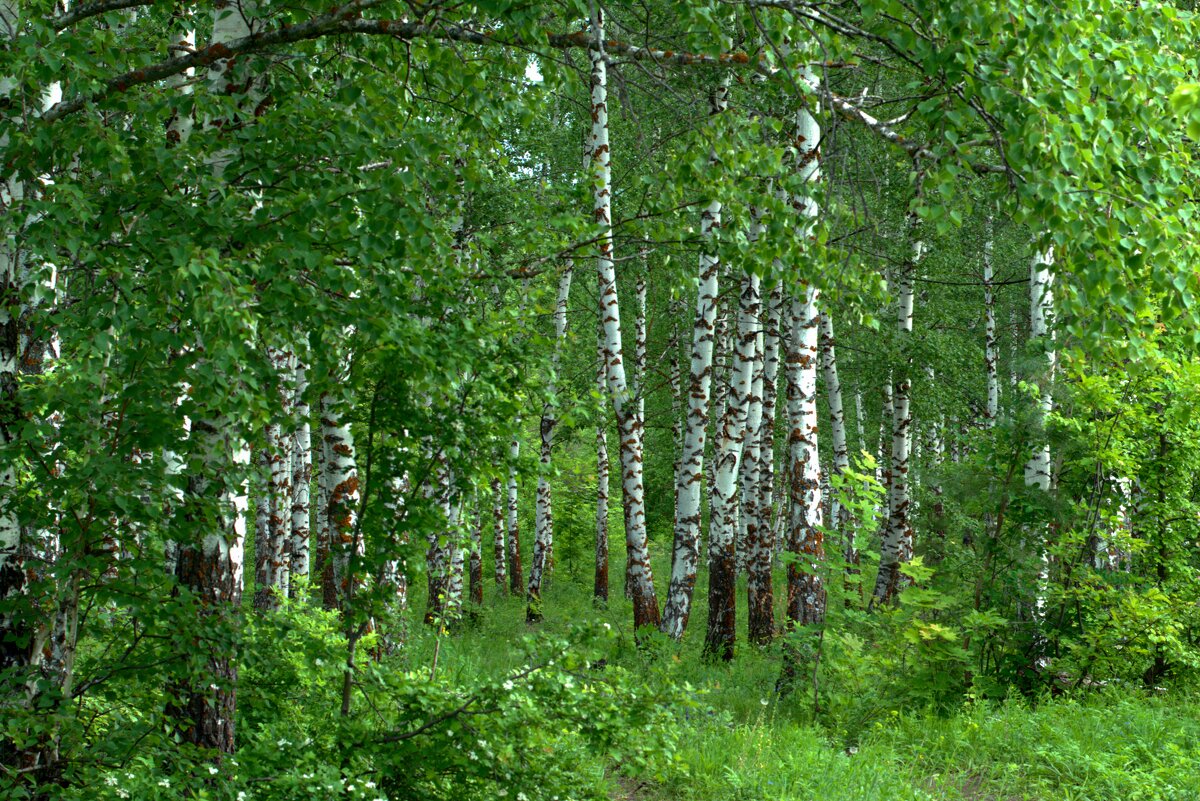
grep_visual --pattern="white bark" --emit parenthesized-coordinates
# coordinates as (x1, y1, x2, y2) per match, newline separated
(1024, 246, 1055, 492)
(784, 287, 824, 625)
(320, 392, 360, 612)
(873, 215, 922, 606)
(289, 358, 312, 590)
(782, 70, 826, 628)
(820, 310, 850, 551)
(737, 274, 765, 575)
(704, 266, 760, 658)
(662, 73, 724, 639)
(747, 284, 781, 643)
(983, 217, 998, 427)
(589, 6, 658, 628)
(505, 437, 521, 595)
(490, 476, 506, 589)
(528, 265, 573, 616)
(256, 346, 293, 609)
(594, 328, 610, 603)
(1025, 245, 1055, 643)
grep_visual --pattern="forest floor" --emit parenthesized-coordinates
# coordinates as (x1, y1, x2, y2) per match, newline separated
(406, 563, 1200, 801)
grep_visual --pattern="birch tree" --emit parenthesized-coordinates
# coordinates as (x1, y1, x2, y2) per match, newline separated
(594, 324, 610, 605)
(589, 5, 659, 629)
(660, 78, 724, 640)
(872, 210, 923, 606)
(704, 267, 759, 661)
(527, 266, 573, 620)
(747, 285, 781, 645)
(781, 74, 825, 632)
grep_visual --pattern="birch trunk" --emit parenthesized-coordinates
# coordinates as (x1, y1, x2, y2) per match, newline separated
(315, 412, 331, 603)
(703, 266, 759, 661)
(707, 268, 730, 509)
(594, 325, 610, 604)
(784, 288, 824, 625)
(1025, 246, 1055, 492)
(1025, 246, 1055, 641)
(623, 248, 648, 599)
(590, 7, 659, 629)
(469, 503, 483, 606)
(290, 357, 312, 593)
(170, 419, 249, 755)
(660, 85, 724, 638)
(424, 457, 454, 625)
(506, 437, 522, 595)
(253, 446, 271, 589)
(166, 6, 260, 754)
(820, 311, 852, 563)
(872, 214, 922, 606)
(781, 71, 826, 634)
(669, 294, 685, 490)
(255, 347, 293, 610)
(747, 285, 781, 645)
(924, 366, 946, 539)
(983, 217, 998, 427)
(320, 392, 360, 613)
(491, 476, 506, 589)
(379, 475, 410, 653)
(738, 288, 765, 576)
(528, 266, 573, 620)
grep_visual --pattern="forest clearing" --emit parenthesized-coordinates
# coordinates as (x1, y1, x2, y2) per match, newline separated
(3, 1, 1200, 799)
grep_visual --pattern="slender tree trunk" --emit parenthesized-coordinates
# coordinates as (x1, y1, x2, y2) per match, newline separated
(165, 7, 260, 755)
(589, 7, 659, 629)
(703, 265, 759, 662)
(747, 285, 781, 645)
(290, 357, 312, 594)
(314, 407, 331, 604)
(1025, 245, 1055, 641)
(170, 418, 249, 756)
(528, 267, 573, 620)
(491, 476, 506, 590)
(594, 324, 610, 604)
(669, 294, 685, 489)
(1025, 246, 1055, 492)
(924, 366, 946, 540)
(707, 267, 730, 511)
(780, 67, 826, 634)
(424, 456, 459, 626)
(820, 311, 852, 563)
(321, 391, 360, 613)
(784, 288, 825, 625)
(469, 502, 483, 606)
(660, 87, 724, 638)
(738, 274, 765, 576)
(506, 437, 522, 595)
(983, 217, 998, 427)
(253, 446, 271, 589)
(256, 347, 293, 610)
(872, 211, 922, 607)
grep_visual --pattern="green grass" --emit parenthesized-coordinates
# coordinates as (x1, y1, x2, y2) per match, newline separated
(403, 538, 1200, 801)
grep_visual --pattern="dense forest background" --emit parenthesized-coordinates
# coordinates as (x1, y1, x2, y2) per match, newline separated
(4, 1, 1200, 799)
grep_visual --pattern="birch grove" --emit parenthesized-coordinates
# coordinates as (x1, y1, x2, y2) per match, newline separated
(6, 2, 1200, 794)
